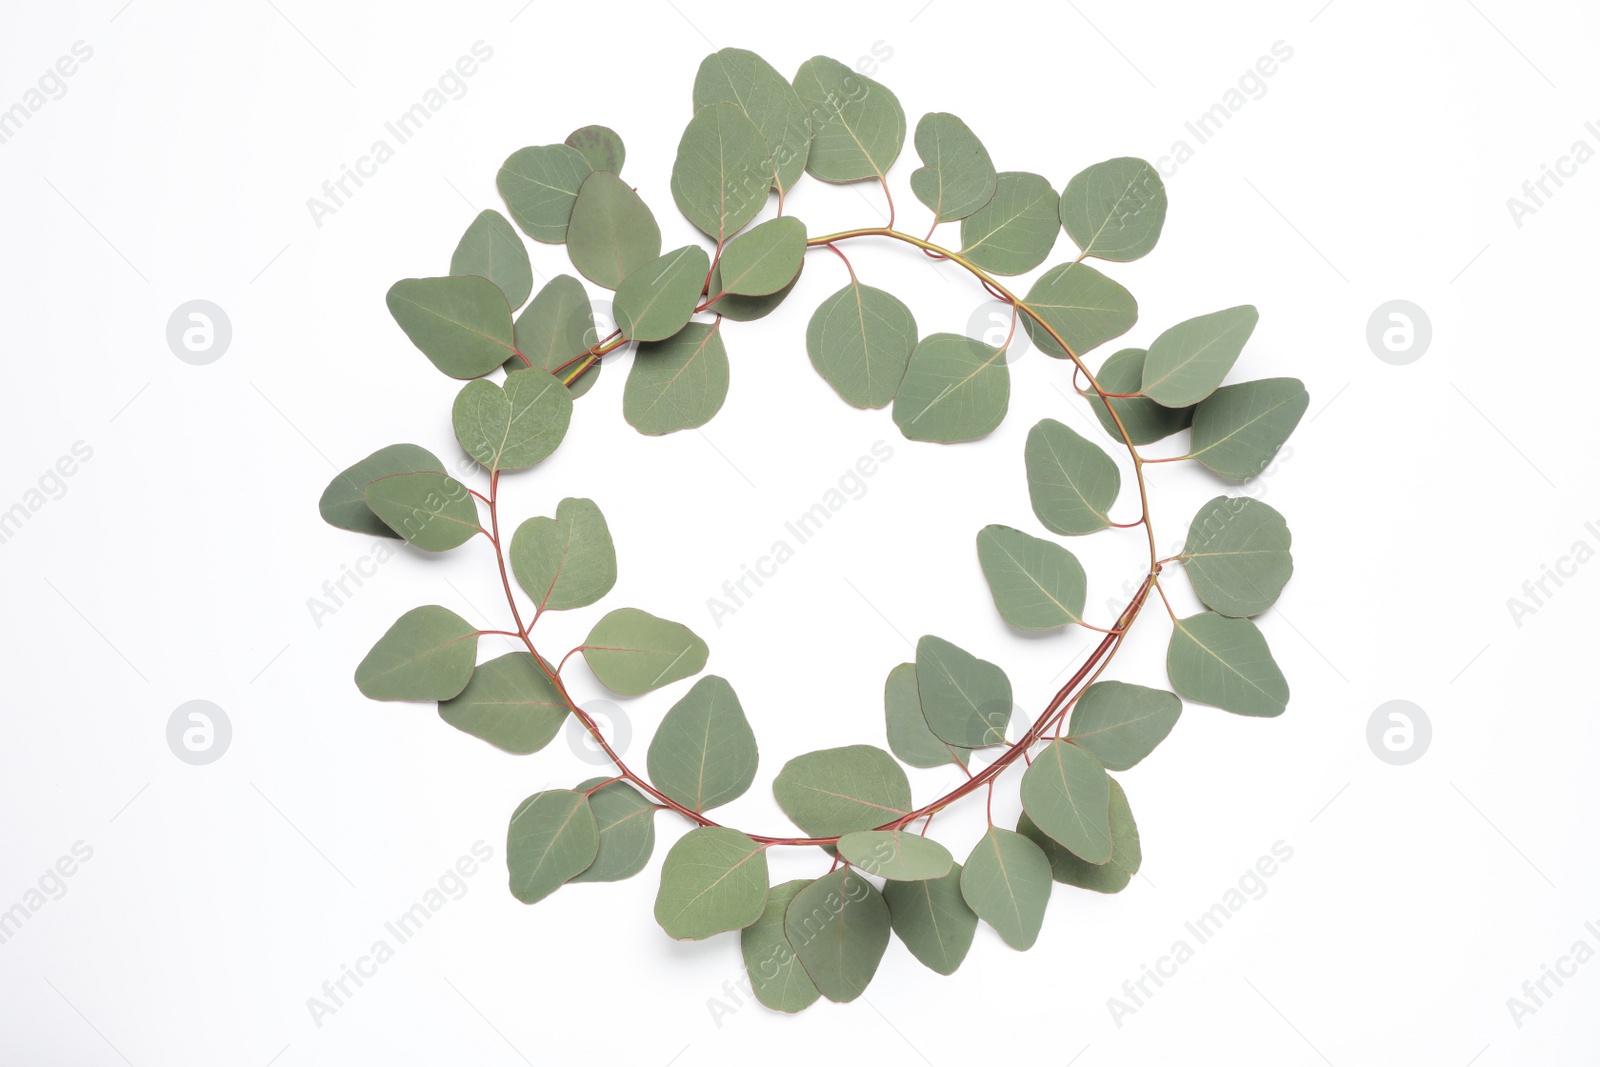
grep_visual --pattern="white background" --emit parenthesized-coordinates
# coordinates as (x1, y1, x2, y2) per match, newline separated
(3, 1, 1597, 1064)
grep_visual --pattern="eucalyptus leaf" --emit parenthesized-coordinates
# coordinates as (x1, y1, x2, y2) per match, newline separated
(506, 789, 598, 904)
(566, 170, 662, 289)
(614, 245, 709, 342)
(694, 48, 811, 194)
(1182, 497, 1294, 617)
(355, 605, 478, 701)
(655, 827, 769, 940)
(319, 444, 444, 538)
(583, 608, 709, 696)
(1087, 348, 1193, 445)
(450, 209, 533, 309)
(837, 830, 953, 881)
(438, 651, 567, 754)
(1187, 378, 1309, 481)
(564, 125, 625, 173)
(1167, 612, 1290, 716)
(792, 56, 905, 183)
(915, 635, 1012, 748)
(647, 676, 759, 813)
(1025, 418, 1122, 536)
(387, 276, 518, 379)
(883, 864, 978, 975)
(497, 143, 593, 243)
(509, 497, 617, 612)
(785, 868, 891, 1002)
(773, 745, 912, 838)
(742, 879, 821, 1013)
(717, 217, 806, 296)
(1067, 681, 1181, 771)
(709, 260, 803, 321)
(960, 828, 1052, 950)
(1141, 306, 1260, 407)
(1020, 740, 1112, 864)
(1021, 263, 1138, 359)
(884, 662, 967, 770)
(1018, 776, 1140, 892)
(976, 524, 1087, 630)
(451, 368, 573, 471)
(959, 171, 1058, 275)
(510, 274, 599, 396)
(1059, 157, 1167, 262)
(910, 112, 997, 223)
(624, 320, 730, 435)
(571, 777, 658, 883)
(672, 100, 771, 240)
(892, 332, 1010, 443)
(806, 281, 916, 409)
(362, 471, 480, 551)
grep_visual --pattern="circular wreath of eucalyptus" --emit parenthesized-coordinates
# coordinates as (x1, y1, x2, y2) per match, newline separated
(318, 48, 1306, 1010)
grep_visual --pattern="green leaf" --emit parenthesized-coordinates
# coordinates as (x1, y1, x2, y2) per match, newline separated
(571, 777, 657, 883)
(1020, 263, 1139, 360)
(837, 830, 953, 881)
(647, 676, 759, 813)
(1025, 418, 1122, 536)
(708, 260, 803, 321)
(319, 444, 444, 538)
(438, 651, 567, 754)
(976, 524, 1087, 630)
(792, 56, 905, 183)
(509, 497, 617, 613)
(1020, 740, 1112, 864)
(507, 789, 598, 904)
(654, 827, 769, 940)
(496, 143, 593, 243)
(614, 245, 709, 342)
(1167, 612, 1290, 716)
(671, 101, 771, 241)
(355, 605, 478, 701)
(1059, 157, 1168, 262)
(694, 48, 811, 194)
(1182, 497, 1294, 617)
(1086, 348, 1193, 445)
(582, 608, 709, 696)
(773, 745, 912, 837)
(806, 281, 917, 409)
(1187, 378, 1309, 481)
(1018, 776, 1141, 892)
(451, 369, 573, 472)
(915, 635, 1012, 748)
(958, 171, 1059, 275)
(510, 274, 599, 396)
(883, 864, 978, 975)
(960, 828, 1052, 950)
(564, 125, 625, 173)
(362, 471, 480, 551)
(742, 879, 821, 1013)
(883, 662, 967, 769)
(1067, 681, 1181, 771)
(566, 171, 662, 289)
(717, 217, 806, 296)
(450, 209, 533, 310)
(785, 868, 891, 1002)
(892, 333, 1010, 443)
(1141, 306, 1260, 407)
(624, 320, 730, 435)
(910, 112, 997, 223)
(386, 276, 518, 379)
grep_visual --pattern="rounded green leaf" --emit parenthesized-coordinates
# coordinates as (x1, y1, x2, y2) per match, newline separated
(1025, 418, 1122, 536)
(386, 276, 518, 379)
(772, 745, 911, 838)
(582, 608, 709, 697)
(958, 171, 1058, 275)
(571, 777, 657, 883)
(1020, 739, 1112, 864)
(708, 260, 803, 321)
(615, 245, 709, 343)
(742, 879, 821, 1013)
(451, 368, 573, 472)
(319, 444, 445, 538)
(717, 217, 806, 296)
(884, 662, 967, 770)
(566, 171, 662, 289)
(792, 56, 905, 183)
(910, 112, 998, 223)
(1086, 348, 1193, 445)
(564, 125, 625, 173)
(960, 828, 1052, 950)
(510, 274, 599, 396)
(1020, 263, 1138, 359)
(654, 827, 769, 940)
(362, 471, 480, 551)
(784, 868, 891, 1002)
(1141, 306, 1260, 407)
(837, 830, 953, 881)
(1018, 776, 1140, 892)
(438, 651, 567, 754)
(1059, 157, 1168, 262)
(496, 143, 593, 243)
(624, 320, 730, 435)
(883, 863, 977, 975)
(1182, 497, 1294, 617)
(1187, 378, 1309, 481)
(450, 209, 533, 310)
(976, 524, 1087, 630)
(1067, 681, 1181, 771)
(355, 605, 478, 701)
(671, 100, 771, 241)
(1167, 612, 1290, 716)
(915, 635, 1012, 748)
(507, 789, 599, 904)
(892, 333, 1010, 443)
(806, 281, 917, 409)
(509, 497, 617, 613)
(695, 48, 812, 194)
(647, 676, 759, 813)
